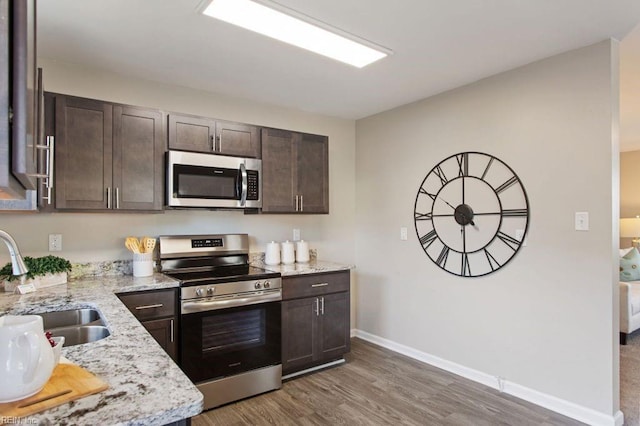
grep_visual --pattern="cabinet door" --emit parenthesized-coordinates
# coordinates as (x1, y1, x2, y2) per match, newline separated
(282, 297, 317, 374)
(54, 95, 113, 209)
(318, 292, 350, 363)
(216, 120, 260, 158)
(143, 317, 177, 362)
(113, 105, 164, 210)
(261, 128, 297, 212)
(297, 133, 328, 213)
(168, 113, 216, 153)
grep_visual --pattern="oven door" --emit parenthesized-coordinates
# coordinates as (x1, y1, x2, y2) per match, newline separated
(180, 300, 281, 383)
(167, 150, 261, 209)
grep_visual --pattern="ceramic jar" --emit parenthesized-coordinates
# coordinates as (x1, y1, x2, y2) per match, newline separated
(265, 241, 281, 265)
(281, 241, 295, 265)
(295, 240, 310, 263)
(0, 315, 55, 402)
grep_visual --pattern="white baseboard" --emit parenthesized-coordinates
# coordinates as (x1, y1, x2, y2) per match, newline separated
(352, 329, 622, 426)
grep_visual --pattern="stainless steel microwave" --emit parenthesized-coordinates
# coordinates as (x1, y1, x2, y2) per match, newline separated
(167, 150, 262, 209)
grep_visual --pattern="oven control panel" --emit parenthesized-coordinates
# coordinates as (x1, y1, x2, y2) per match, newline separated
(191, 238, 223, 248)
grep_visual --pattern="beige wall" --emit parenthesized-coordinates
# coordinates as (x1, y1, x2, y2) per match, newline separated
(355, 40, 619, 416)
(0, 58, 357, 269)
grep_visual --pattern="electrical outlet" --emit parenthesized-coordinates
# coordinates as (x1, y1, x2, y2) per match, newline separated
(293, 228, 301, 241)
(49, 234, 62, 251)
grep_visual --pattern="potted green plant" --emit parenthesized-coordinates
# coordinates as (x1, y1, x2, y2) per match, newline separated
(1, 255, 72, 292)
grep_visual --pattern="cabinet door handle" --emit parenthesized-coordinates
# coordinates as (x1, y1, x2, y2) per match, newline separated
(170, 319, 174, 343)
(38, 136, 55, 204)
(210, 135, 215, 151)
(314, 298, 319, 316)
(107, 187, 112, 209)
(218, 134, 222, 152)
(115, 187, 120, 209)
(135, 303, 163, 310)
(311, 283, 328, 288)
(294, 195, 298, 212)
(300, 195, 303, 212)
(320, 296, 324, 315)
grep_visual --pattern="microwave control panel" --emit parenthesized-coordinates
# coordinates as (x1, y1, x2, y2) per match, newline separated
(247, 171, 259, 200)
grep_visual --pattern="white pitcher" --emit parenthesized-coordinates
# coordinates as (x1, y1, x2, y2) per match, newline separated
(0, 315, 55, 402)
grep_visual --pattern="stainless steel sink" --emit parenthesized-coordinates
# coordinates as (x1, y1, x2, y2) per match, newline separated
(39, 308, 110, 346)
(49, 325, 111, 346)
(40, 308, 103, 329)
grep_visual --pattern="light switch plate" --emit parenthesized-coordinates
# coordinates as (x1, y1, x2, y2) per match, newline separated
(575, 212, 589, 231)
(400, 227, 408, 241)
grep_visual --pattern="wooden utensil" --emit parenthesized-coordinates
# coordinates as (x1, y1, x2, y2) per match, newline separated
(141, 237, 156, 253)
(125, 237, 141, 254)
(0, 362, 108, 418)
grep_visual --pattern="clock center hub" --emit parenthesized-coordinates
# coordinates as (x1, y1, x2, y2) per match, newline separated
(454, 204, 474, 226)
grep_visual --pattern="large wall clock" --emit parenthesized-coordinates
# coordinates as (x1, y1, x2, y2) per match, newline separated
(413, 152, 529, 277)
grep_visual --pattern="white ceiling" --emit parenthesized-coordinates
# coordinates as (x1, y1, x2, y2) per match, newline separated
(38, 1, 640, 148)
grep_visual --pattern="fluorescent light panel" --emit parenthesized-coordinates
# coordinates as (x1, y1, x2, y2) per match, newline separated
(203, 0, 389, 68)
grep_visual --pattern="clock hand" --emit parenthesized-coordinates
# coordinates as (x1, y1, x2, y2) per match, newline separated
(439, 197, 456, 211)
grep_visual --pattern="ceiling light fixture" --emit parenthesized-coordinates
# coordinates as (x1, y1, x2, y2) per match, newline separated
(202, 0, 391, 68)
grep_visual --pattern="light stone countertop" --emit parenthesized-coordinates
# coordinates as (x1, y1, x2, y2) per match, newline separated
(251, 259, 355, 276)
(0, 273, 203, 426)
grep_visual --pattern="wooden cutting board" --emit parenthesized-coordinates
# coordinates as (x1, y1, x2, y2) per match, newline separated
(0, 360, 109, 419)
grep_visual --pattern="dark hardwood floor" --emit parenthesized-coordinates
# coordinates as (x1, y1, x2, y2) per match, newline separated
(192, 338, 584, 425)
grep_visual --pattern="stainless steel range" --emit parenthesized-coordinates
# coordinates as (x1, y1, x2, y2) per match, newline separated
(158, 234, 282, 410)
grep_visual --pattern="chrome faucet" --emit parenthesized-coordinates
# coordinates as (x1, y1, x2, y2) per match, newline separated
(0, 230, 28, 276)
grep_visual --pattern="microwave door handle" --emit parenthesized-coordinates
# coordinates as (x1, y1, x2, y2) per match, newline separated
(239, 163, 248, 206)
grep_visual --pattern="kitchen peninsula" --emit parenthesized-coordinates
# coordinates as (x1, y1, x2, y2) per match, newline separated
(0, 256, 353, 424)
(0, 273, 202, 425)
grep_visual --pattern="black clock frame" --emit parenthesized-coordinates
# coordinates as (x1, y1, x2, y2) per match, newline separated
(413, 151, 530, 277)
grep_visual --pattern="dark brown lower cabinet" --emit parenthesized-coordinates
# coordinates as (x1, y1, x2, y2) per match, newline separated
(117, 289, 178, 362)
(143, 317, 177, 361)
(281, 271, 350, 376)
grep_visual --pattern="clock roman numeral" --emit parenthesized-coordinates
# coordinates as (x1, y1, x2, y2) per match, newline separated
(496, 231, 520, 251)
(419, 230, 438, 248)
(461, 253, 471, 276)
(433, 166, 449, 186)
(495, 176, 518, 194)
(456, 153, 469, 177)
(481, 157, 494, 180)
(501, 208, 528, 217)
(436, 245, 449, 267)
(484, 248, 501, 271)
(419, 187, 437, 201)
(414, 212, 433, 221)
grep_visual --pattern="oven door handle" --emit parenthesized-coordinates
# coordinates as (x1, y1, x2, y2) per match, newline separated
(181, 290, 281, 314)
(239, 163, 248, 206)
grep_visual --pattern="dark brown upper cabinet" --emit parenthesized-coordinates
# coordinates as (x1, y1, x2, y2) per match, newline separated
(0, 0, 41, 199)
(50, 93, 164, 211)
(168, 113, 260, 158)
(261, 128, 328, 214)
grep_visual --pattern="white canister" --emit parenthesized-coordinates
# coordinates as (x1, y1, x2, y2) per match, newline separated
(265, 241, 281, 265)
(281, 240, 295, 265)
(133, 252, 154, 277)
(295, 240, 310, 263)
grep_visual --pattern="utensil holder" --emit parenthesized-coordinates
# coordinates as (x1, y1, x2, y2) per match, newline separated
(133, 252, 154, 277)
